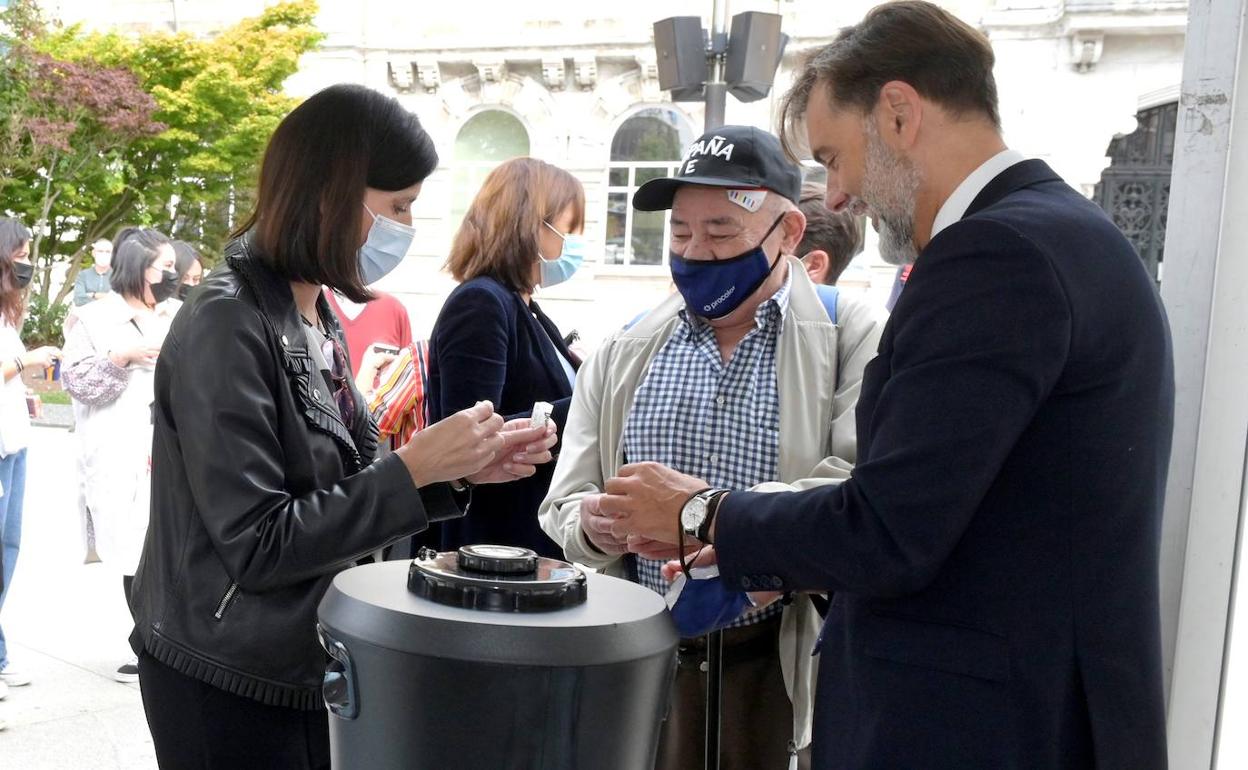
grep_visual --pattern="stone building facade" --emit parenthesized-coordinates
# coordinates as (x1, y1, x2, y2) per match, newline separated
(52, 0, 1187, 347)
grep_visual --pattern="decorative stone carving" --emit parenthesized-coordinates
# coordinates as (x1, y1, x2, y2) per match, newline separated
(474, 59, 507, 83)
(1069, 31, 1104, 73)
(574, 57, 598, 91)
(635, 54, 661, 102)
(388, 59, 414, 92)
(542, 58, 566, 91)
(474, 59, 508, 102)
(416, 60, 441, 93)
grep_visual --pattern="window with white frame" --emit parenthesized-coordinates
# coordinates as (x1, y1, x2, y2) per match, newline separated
(452, 109, 530, 224)
(604, 107, 694, 267)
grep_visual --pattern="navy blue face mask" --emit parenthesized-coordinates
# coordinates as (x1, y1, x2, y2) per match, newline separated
(669, 214, 785, 320)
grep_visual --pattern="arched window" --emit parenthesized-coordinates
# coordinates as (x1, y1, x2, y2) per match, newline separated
(604, 107, 693, 266)
(452, 110, 530, 222)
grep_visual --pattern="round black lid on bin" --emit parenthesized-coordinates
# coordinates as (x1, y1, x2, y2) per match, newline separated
(408, 546, 587, 613)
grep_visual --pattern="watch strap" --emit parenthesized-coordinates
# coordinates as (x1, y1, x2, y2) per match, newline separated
(696, 490, 728, 544)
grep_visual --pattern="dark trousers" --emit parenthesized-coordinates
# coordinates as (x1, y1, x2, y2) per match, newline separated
(656, 613, 812, 770)
(138, 651, 330, 770)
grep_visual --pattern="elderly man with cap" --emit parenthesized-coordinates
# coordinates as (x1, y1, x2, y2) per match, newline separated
(538, 125, 884, 769)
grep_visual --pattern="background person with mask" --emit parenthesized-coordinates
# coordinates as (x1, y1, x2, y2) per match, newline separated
(171, 239, 205, 302)
(428, 157, 585, 559)
(0, 217, 62, 698)
(61, 226, 178, 683)
(73, 238, 114, 306)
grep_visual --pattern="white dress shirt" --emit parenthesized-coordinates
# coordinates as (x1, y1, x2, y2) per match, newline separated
(930, 148, 1027, 241)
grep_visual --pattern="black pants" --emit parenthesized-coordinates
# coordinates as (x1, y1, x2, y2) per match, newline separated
(137, 651, 330, 770)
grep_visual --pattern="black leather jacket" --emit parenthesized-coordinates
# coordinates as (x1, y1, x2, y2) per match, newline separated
(129, 237, 464, 710)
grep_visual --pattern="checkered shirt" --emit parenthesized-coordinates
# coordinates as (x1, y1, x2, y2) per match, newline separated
(623, 275, 791, 631)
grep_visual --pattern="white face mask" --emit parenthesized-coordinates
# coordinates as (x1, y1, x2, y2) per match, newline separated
(359, 204, 417, 284)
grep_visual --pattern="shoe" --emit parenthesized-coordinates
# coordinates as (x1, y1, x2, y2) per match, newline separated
(0, 679, 8, 700)
(113, 657, 139, 684)
(0, 667, 31, 687)
(84, 547, 101, 564)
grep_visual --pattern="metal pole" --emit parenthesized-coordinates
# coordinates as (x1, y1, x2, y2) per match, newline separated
(704, 0, 730, 131)
(704, 631, 724, 770)
(703, 4, 730, 767)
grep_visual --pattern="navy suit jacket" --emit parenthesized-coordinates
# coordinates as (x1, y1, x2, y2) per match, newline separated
(427, 276, 576, 559)
(715, 161, 1174, 769)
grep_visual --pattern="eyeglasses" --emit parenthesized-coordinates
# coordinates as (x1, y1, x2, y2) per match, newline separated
(320, 336, 356, 427)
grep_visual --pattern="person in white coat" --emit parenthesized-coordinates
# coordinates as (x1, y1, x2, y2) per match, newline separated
(62, 227, 178, 683)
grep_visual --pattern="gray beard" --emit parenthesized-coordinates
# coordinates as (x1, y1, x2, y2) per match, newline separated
(876, 218, 919, 266)
(862, 121, 921, 266)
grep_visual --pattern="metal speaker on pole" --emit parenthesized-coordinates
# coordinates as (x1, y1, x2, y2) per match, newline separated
(654, 16, 709, 94)
(725, 11, 786, 103)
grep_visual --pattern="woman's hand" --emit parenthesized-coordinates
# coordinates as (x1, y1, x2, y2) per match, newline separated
(108, 344, 159, 368)
(354, 343, 398, 396)
(22, 346, 62, 369)
(465, 418, 558, 485)
(396, 401, 506, 488)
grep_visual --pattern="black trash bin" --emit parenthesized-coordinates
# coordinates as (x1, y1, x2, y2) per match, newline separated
(317, 545, 678, 770)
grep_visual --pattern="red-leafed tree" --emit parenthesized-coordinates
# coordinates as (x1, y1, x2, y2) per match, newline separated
(0, 44, 165, 299)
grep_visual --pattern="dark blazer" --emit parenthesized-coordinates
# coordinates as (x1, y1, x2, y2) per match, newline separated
(130, 238, 464, 709)
(427, 275, 578, 559)
(715, 161, 1174, 769)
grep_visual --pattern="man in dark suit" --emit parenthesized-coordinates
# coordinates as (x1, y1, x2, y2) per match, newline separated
(599, 2, 1174, 768)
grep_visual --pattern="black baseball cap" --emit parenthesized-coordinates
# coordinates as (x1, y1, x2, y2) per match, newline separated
(633, 125, 803, 212)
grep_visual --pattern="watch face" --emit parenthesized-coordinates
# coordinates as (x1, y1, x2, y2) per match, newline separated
(681, 497, 708, 531)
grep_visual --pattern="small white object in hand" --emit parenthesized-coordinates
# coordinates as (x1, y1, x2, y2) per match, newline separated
(530, 401, 553, 429)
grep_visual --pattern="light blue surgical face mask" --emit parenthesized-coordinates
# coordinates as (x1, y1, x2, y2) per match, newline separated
(359, 203, 417, 285)
(538, 221, 585, 288)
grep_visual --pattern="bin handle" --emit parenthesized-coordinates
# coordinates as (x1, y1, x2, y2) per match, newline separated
(317, 624, 359, 720)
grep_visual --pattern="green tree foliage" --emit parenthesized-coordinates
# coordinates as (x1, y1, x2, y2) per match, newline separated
(0, 0, 322, 302)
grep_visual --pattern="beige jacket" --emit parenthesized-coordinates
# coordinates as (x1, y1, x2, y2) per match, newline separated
(538, 260, 886, 749)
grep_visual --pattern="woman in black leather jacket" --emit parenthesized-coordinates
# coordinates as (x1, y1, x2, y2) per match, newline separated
(128, 84, 556, 770)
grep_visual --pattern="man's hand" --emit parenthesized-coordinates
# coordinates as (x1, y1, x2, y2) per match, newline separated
(659, 547, 783, 609)
(659, 547, 719, 582)
(580, 494, 629, 556)
(598, 462, 709, 545)
(626, 535, 701, 561)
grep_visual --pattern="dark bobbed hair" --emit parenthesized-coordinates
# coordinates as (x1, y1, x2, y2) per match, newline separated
(111, 228, 171, 301)
(234, 84, 440, 303)
(172, 240, 203, 282)
(0, 218, 32, 327)
(779, 0, 1001, 160)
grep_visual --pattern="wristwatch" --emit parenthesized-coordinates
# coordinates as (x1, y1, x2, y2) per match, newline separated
(680, 488, 726, 543)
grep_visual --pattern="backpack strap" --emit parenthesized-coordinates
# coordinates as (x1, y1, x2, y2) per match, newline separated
(814, 283, 839, 324)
